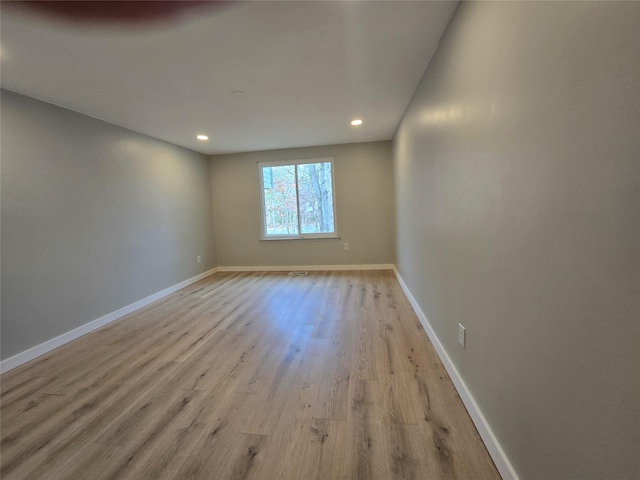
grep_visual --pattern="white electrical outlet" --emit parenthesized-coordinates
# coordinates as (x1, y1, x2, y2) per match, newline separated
(344, 243, 350, 251)
(458, 323, 466, 348)
(197, 256, 202, 264)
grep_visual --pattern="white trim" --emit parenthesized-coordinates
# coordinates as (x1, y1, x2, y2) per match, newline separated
(260, 235, 341, 241)
(392, 266, 519, 480)
(216, 264, 394, 272)
(0, 268, 219, 374)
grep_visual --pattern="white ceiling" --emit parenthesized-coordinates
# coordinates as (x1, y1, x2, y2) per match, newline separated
(0, 1, 457, 155)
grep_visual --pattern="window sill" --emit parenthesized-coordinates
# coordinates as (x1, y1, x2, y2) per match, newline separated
(260, 235, 340, 241)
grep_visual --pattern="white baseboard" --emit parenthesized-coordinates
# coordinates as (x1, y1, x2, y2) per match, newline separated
(216, 264, 394, 272)
(0, 268, 219, 374)
(392, 266, 519, 480)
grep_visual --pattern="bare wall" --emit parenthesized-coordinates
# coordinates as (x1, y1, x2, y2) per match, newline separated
(393, 2, 639, 479)
(209, 141, 395, 266)
(1, 91, 216, 360)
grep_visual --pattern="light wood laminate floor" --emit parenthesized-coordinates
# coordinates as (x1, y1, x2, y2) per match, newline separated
(1, 270, 500, 479)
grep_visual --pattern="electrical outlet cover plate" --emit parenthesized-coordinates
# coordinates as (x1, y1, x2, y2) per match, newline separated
(458, 323, 466, 348)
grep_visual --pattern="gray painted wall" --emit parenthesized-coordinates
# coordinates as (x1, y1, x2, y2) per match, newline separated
(1, 91, 216, 360)
(210, 141, 395, 266)
(393, 2, 639, 479)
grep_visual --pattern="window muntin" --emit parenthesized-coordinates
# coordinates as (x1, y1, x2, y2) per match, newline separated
(258, 157, 337, 240)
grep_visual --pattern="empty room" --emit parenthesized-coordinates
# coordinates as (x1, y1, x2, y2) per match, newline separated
(1, 1, 638, 479)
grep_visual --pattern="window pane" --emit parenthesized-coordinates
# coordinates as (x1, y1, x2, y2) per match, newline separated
(262, 164, 299, 236)
(296, 162, 335, 234)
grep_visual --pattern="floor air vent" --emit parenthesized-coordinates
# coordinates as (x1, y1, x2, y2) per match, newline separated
(288, 271, 308, 276)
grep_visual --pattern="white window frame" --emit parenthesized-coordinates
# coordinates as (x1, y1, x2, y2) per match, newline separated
(257, 156, 338, 240)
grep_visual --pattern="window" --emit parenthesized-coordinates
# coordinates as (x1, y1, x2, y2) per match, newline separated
(258, 157, 337, 240)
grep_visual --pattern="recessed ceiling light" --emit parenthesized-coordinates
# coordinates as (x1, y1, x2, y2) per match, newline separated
(351, 119, 363, 126)
(196, 135, 209, 141)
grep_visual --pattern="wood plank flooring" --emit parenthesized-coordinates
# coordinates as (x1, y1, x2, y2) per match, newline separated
(1, 270, 500, 480)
